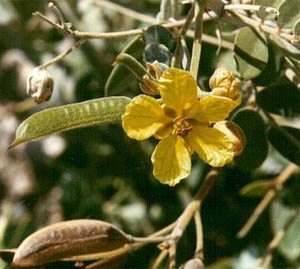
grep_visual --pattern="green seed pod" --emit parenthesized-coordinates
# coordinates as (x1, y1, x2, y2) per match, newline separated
(12, 219, 129, 267)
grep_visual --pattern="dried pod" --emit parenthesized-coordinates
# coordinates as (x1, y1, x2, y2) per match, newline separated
(214, 121, 245, 156)
(209, 67, 241, 101)
(181, 258, 205, 269)
(26, 67, 54, 104)
(13, 219, 130, 267)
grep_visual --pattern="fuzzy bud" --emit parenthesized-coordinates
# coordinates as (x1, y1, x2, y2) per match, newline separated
(140, 61, 168, 95)
(27, 67, 54, 104)
(214, 121, 245, 156)
(209, 67, 241, 101)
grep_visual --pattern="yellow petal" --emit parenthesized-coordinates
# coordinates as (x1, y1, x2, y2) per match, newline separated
(187, 96, 237, 124)
(151, 135, 191, 186)
(122, 95, 170, 140)
(187, 124, 234, 167)
(158, 68, 198, 114)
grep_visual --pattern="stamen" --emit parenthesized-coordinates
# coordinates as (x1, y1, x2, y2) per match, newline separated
(173, 116, 192, 136)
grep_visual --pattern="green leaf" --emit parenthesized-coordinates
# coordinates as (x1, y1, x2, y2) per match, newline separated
(254, 0, 283, 8)
(268, 125, 300, 165)
(105, 35, 145, 96)
(232, 108, 268, 171)
(252, 45, 283, 86)
(143, 25, 175, 50)
(256, 82, 300, 117)
(293, 19, 300, 39)
(269, 34, 300, 60)
(271, 199, 300, 261)
(10, 97, 131, 148)
(239, 180, 271, 197)
(277, 0, 300, 28)
(143, 43, 171, 65)
(234, 27, 269, 79)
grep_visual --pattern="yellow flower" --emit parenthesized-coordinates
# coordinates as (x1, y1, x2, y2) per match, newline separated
(122, 68, 239, 186)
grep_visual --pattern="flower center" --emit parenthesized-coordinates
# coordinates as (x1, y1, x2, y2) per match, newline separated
(173, 116, 192, 136)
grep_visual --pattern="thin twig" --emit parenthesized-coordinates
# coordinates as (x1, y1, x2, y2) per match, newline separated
(39, 39, 86, 70)
(237, 163, 298, 238)
(228, 10, 294, 42)
(168, 244, 177, 269)
(151, 250, 168, 269)
(34, 4, 233, 50)
(194, 210, 204, 261)
(162, 169, 219, 249)
(260, 207, 300, 268)
(224, 4, 277, 13)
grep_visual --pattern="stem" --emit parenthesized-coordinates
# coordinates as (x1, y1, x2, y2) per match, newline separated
(171, 0, 180, 19)
(194, 210, 204, 260)
(228, 10, 294, 42)
(189, 0, 205, 79)
(260, 207, 300, 268)
(39, 39, 86, 70)
(237, 164, 298, 238)
(151, 250, 168, 269)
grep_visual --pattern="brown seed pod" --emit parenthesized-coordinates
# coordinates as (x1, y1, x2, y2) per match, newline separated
(12, 219, 130, 267)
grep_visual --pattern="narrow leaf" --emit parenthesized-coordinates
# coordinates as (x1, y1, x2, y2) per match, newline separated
(10, 97, 131, 148)
(239, 180, 271, 197)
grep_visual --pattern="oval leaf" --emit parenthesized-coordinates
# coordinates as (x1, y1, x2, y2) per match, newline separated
(234, 27, 268, 79)
(239, 180, 271, 197)
(143, 25, 174, 50)
(268, 125, 300, 165)
(12, 219, 129, 267)
(232, 108, 268, 171)
(10, 97, 131, 148)
(293, 18, 300, 40)
(271, 199, 300, 260)
(270, 34, 300, 60)
(277, 0, 300, 28)
(256, 82, 300, 117)
(143, 43, 171, 65)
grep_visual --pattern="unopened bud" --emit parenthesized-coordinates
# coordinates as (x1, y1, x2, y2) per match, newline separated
(27, 67, 54, 104)
(140, 61, 168, 95)
(209, 67, 241, 101)
(214, 121, 245, 156)
(181, 258, 205, 269)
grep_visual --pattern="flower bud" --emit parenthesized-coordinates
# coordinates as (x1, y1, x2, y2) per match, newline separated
(209, 67, 241, 101)
(214, 121, 245, 156)
(27, 67, 54, 104)
(140, 61, 168, 95)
